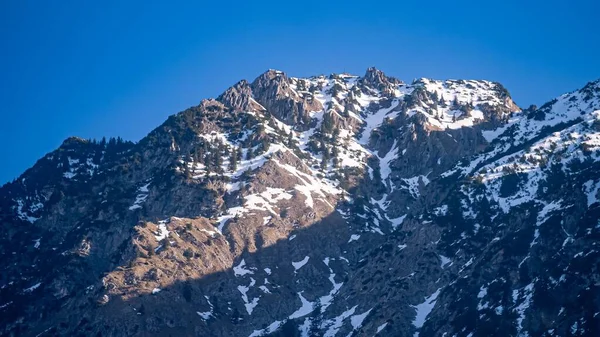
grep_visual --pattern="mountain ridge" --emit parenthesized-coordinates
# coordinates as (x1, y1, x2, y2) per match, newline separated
(1, 68, 599, 337)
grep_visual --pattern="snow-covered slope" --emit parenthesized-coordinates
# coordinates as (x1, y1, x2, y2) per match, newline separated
(421, 79, 600, 337)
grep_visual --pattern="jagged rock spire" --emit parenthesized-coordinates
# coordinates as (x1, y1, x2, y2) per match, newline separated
(216, 80, 263, 112)
(250, 69, 321, 128)
(250, 69, 294, 100)
(358, 67, 402, 96)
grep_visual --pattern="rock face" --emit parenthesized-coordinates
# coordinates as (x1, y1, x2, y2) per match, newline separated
(1, 69, 599, 337)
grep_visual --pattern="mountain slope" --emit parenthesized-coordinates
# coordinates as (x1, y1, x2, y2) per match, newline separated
(1, 69, 598, 337)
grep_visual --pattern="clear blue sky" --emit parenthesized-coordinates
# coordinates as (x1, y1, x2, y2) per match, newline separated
(1, 0, 599, 184)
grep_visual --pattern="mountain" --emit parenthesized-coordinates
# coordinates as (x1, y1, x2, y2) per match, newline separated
(1, 68, 599, 337)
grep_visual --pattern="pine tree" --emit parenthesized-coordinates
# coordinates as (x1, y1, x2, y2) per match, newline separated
(229, 148, 238, 172)
(431, 90, 439, 103)
(260, 137, 270, 153)
(203, 146, 211, 170)
(321, 112, 334, 134)
(373, 162, 382, 184)
(213, 150, 223, 174)
(452, 96, 460, 109)
(217, 140, 226, 156)
(332, 146, 339, 159)
(321, 146, 330, 170)
(236, 146, 242, 162)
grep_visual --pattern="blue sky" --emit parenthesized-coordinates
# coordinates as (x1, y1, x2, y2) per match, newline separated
(1, 0, 599, 184)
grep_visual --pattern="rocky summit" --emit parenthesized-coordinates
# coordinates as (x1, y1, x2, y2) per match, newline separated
(1, 68, 600, 337)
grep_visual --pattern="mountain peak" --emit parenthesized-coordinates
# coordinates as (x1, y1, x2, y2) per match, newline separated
(364, 66, 384, 77)
(362, 66, 389, 83)
(60, 136, 88, 147)
(2, 69, 599, 337)
(358, 67, 402, 96)
(258, 68, 288, 80)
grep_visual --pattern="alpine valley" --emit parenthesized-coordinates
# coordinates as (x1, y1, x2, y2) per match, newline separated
(1, 68, 599, 337)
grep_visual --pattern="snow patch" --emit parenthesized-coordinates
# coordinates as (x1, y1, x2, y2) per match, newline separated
(238, 278, 260, 315)
(412, 288, 441, 333)
(234, 259, 254, 277)
(154, 220, 169, 242)
(350, 309, 372, 330)
(292, 256, 310, 271)
(289, 292, 314, 319)
(348, 234, 360, 243)
(23, 282, 41, 293)
(439, 255, 452, 268)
